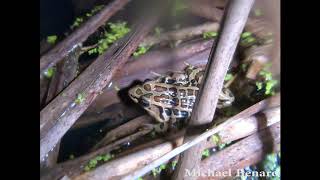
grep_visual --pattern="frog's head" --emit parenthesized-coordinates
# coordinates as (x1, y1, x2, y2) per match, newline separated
(128, 80, 154, 105)
(128, 85, 144, 103)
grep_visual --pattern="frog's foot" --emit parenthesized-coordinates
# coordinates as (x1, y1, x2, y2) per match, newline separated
(154, 122, 169, 133)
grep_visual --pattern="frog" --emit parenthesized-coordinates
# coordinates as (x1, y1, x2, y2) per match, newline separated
(128, 64, 235, 132)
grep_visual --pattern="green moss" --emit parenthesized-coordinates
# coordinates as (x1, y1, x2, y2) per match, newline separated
(47, 35, 57, 44)
(254, 8, 263, 17)
(224, 73, 233, 81)
(240, 36, 256, 46)
(259, 70, 273, 81)
(256, 68, 278, 96)
(201, 149, 210, 158)
(71, 17, 84, 29)
(240, 32, 257, 47)
(71, 5, 104, 30)
(152, 163, 167, 177)
(88, 22, 130, 55)
(211, 134, 221, 145)
(241, 32, 252, 39)
(75, 93, 85, 105)
(265, 80, 278, 95)
(101, 153, 113, 162)
(83, 153, 114, 172)
(241, 63, 248, 72)
(133, 45, 150, 57)
(44, 67, 55, 78)
(171, 160, 178, 170)
(256, 82, 263, 91)
(84, 165, 91, 172)
(203, 31, 218, 39)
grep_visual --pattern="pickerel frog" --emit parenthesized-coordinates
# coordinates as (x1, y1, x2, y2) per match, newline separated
(128, 64, 235, 131)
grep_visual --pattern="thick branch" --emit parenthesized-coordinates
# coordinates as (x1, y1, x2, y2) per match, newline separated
(40, 6, 164, 161)
(41, 44, 80, 169)
(40, 0, 131, 73)
(173, 1, 255, 179)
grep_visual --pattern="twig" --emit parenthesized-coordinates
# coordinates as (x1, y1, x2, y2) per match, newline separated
(90, 115, 153, 151)
(173, 1, 255, 179)
(141, 22, 219, 47)
(80, 44, 99, 54)
(40, 0, 131, 74)
(40, 6, 164, 161)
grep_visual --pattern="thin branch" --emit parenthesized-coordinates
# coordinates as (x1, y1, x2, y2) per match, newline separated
(173, 1, 255, 179)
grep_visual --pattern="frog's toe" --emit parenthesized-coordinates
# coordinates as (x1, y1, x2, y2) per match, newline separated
(154, 122, 169, 133)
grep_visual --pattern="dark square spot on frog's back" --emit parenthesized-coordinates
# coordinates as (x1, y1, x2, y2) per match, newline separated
(187, 89, 194, 96)
(169, 87, 177, 97)
(171, 97, 179, 106)
(179, 89, 186, 96)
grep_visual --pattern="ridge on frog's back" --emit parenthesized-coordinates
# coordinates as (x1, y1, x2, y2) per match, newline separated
(128, 65, 235, 123)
